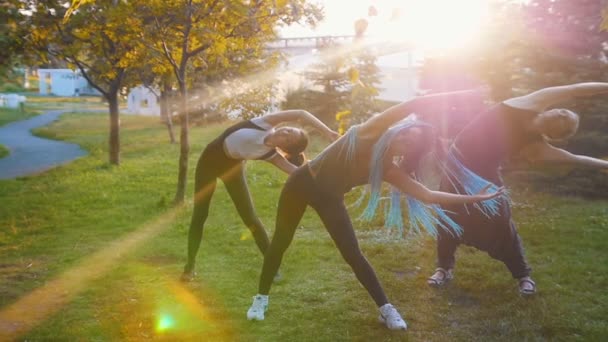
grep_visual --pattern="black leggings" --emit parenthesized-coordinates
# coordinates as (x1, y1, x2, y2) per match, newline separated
(185, 142, 270, 272)
(258, 166, 389, 307)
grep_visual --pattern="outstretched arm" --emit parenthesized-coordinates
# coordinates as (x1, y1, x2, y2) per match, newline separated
(505, 82, 608, 112)
(360, 88, 489, 138)
(265, 153, 298, 174)
(384, 167, 504, 205)
(522, 141, 608, 169)
(262, 109, 338, 141)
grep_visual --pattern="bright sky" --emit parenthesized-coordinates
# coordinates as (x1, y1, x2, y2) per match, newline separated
(279, 0, 528, 51)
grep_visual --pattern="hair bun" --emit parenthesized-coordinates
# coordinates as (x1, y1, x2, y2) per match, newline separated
(286, 152, 307, 167)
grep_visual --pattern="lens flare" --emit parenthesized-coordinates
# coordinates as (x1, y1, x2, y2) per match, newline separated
(240, 229, 253, 241)
(156, 313, 175, 332)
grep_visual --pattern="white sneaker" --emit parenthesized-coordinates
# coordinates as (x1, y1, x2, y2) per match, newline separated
(247, 294, 268, 321)
(378, 303, 407, 330)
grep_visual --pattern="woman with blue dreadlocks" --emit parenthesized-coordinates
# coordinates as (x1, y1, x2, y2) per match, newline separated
(246, 89, 505, 331)
(426, 82, 608, 296)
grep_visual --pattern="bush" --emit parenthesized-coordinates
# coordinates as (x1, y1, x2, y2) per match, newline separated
(0, 83, 25, 93)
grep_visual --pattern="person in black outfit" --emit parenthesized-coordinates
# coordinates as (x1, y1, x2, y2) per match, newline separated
(426, 82, 608, 295)
(246, 90, 506, 330)
(182, 110, 338, 282)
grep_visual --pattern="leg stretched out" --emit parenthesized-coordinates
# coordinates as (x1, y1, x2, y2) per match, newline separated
(248, 168, 406, 330)
(183, 152, 220, 280)
(222, 164, 270, 254)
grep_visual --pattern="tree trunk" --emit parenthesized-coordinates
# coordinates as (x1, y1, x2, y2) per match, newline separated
(173, 82, 189, 204)
(108, 92, 120, 165)
(161, 82, 176, 144)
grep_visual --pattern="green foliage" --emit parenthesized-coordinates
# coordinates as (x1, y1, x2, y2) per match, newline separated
(27, 0, 169, 165)
(281, 87, 325, 116)
(28, 1, 143, 98)
(127, 0, 323, 203)
(218, 81, 278, 120)
(299, 42, 382, 128)
(349, 49, 382, 123)
(302, 44, 352, 126)
(0, 144, 8, 159)
(0, 80, 25, 93)
(134, 0, 322, 97)
(0, 0, 29, 78)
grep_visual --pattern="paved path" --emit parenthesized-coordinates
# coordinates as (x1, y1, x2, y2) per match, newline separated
(0, 110, 88, 180)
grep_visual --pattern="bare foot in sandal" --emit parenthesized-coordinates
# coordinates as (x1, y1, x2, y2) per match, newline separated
(427, 267, 453, 287)
(519, 276, 536, 295)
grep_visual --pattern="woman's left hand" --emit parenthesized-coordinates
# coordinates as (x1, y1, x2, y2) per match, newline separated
(475, 185, 506, 201)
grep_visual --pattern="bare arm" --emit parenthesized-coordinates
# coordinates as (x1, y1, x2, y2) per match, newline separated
(360, 88, 489, 138)
(521, 141, 608, 168)
(265, 153, 298, 174)
(384, 167, 504, 205)
(262, 109, 338, 141)
(505, 82, 608, 112)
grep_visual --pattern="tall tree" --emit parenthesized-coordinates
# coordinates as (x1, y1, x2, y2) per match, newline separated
(188, 31, 285, 122)
(0, 0, 29, 81)
(301, 40, 382, 130)
(134, 0, 322, 204)
(131, 54, 178, 144)
(348, 48, 382, 124)
(303, 42, 352, 126)
(28, 0, 142, 165)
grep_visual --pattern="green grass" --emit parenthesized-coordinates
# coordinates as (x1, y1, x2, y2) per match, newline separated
(1, 95, 112, 128)
(0, 107, 39, 127)
(0, 113, 607, 341)
(0, 144, 8, 158)
(24, 94, 111, 112)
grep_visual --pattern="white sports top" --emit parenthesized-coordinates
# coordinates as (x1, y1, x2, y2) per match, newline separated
(223, 117, 277, 160)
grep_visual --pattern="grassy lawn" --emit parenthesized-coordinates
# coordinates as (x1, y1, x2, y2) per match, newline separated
(1, 95, 110, 128)
(0, 144, 8, 158)
(24, 94, 110, 112)
(0, 113, 607, 341)
(0, 107, 39, 127)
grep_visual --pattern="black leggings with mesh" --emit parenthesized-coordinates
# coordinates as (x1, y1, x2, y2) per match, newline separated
(257, 165, 389, 307)
(184, 140, 270, 273)
(436, 174, 531, 279)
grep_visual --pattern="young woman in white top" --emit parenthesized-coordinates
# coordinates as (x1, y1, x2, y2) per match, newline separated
(181, 110, 338, 282)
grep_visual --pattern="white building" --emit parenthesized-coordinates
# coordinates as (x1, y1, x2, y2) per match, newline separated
(37, 69, 99, 96)
(127, 85, 161, 116)
(0, 94, 26, 109)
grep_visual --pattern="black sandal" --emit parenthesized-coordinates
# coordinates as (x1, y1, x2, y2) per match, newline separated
(518, 278, 536, 295)
(180, 270, 197, 283)
(427, 267, 453, 287)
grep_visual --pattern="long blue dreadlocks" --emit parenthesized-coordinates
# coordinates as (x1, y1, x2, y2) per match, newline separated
(355, 120, 504, 238)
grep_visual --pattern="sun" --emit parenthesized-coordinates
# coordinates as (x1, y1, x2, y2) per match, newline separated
(366, 0, 492, 51)
(279, 0, 526, 53)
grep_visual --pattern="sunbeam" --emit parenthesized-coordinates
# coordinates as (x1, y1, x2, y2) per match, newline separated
(184, 37, 402, 116)
(0, 206, 184, 340)
(0, 160, 252, 340)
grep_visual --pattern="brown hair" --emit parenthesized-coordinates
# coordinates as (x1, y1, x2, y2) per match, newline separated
(283, 129, 309, 166)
